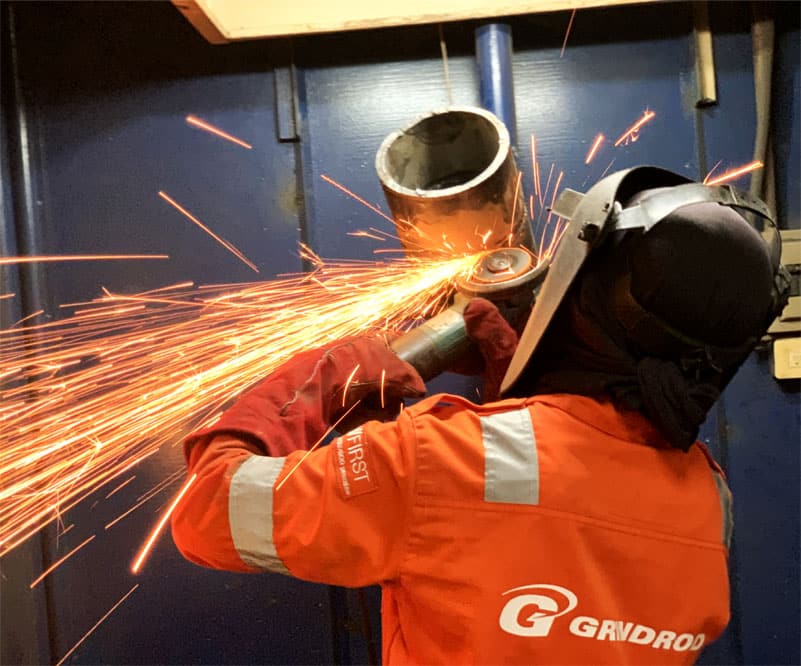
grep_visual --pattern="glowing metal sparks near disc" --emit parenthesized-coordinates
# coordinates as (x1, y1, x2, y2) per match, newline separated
(0, 248, 486, 556)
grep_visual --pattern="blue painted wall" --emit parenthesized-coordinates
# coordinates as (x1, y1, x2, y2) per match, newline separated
(1, 2, 798, 664)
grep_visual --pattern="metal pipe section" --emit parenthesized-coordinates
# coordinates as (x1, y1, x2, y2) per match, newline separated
(475, 23, 517, 146)
(375, 106, 533, 257)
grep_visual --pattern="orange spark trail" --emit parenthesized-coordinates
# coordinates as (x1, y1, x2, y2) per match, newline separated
(584, 134, 605, 164)
(321, 174, 397, 225)
(614, 110, 656, 146)
(186, 115, 253, 149)
(0, 293, 15, 300)
(530, 136, 541, 203)
(30, 534, 95, 588)
(704, 160, 763, 186)
(274, 400, 363, 493)
(158, 191, 259, 273)
(56, 584, 139, 666)
(0, 248, 483, 555)
(10, 310, 43, 328)
(341, 364, 361, 407)
(560, 8, 577, 57)
(131, 473, 197, 573)
(509, 171, 524, 246)
(0, 255, 168, 266)
(105, 475, 136, 499)
(704, 159, 723, 183)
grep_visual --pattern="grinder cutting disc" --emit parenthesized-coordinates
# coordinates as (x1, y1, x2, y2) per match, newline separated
(458, 247, 545, 296)
(457, 247, 550, 331)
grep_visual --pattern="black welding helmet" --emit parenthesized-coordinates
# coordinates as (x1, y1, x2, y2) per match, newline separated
(500, 166, 789, 404)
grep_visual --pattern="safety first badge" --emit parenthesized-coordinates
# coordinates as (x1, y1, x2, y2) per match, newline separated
(333, 427, 378, 499)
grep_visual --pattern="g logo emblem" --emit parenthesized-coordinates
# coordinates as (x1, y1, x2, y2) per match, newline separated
(499, 584, 578, 637)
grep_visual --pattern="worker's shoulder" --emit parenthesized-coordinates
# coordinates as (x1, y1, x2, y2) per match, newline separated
(403, 392, 530, 418)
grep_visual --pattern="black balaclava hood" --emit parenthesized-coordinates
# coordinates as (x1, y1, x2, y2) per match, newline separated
(517, 197, 777, 451)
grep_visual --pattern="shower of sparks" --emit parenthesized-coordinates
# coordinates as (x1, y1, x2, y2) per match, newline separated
(704, 160, 763, 186)
(55, 584, 139, 666)
(560, 9, 577, 57)
(1, 293, 16, 300)
(131, 473, 197, 574)
(0, 247, 487, 556)
(584, 134, 605, 164)
(30, 534, 96, 589)
(614, 110, 656, 146)
(186, 115, 253, 150)
(158, 191, 260, 273)
(0, 255, 168, 266)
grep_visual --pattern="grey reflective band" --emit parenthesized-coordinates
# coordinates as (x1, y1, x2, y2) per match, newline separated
(481, 409, 539, 505)
(613, 183, 775, 233)
(711, 471, 733, 548)
(229, 455, 290, 573)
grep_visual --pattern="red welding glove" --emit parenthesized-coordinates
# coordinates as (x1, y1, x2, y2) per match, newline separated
(462, 298, 519, 402)
(184, 336, 426, 459)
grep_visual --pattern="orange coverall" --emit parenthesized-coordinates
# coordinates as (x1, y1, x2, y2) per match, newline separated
(172, 391, 731, 665)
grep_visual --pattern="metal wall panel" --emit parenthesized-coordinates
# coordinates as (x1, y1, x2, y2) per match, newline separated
(1, 3, 333, 665)
(697, 5, 800, 665)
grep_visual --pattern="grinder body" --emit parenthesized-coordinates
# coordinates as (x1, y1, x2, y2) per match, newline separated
(390, 247, 548, 381)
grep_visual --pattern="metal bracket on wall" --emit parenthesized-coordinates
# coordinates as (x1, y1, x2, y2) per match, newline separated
(274, 62, 300, 142)
(768, 229, 801, 379)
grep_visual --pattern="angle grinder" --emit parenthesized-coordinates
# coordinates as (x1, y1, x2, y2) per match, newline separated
(390, 246, 549, 381)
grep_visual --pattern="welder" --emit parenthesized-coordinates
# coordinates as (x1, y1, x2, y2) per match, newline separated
(171, 166, 789, 664)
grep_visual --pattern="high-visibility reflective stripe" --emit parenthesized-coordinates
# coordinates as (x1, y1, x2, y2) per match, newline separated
(481, 409, 539, 505)
(711, 471, 733, 548)
(229, 455, 289, 573)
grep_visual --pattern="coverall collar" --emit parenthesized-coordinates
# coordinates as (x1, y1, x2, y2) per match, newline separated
(526, 393, 676, 450)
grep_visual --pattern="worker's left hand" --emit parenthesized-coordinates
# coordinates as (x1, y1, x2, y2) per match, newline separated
(461, 298, 519, 402)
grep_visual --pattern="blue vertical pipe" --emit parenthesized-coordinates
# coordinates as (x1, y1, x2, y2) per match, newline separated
(475, 23, 517, 146)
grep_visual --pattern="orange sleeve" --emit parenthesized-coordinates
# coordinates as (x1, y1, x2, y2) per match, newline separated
(171, 435, 265, 573)
(171, 414, 416, 585)
(272, 415, 416, 587)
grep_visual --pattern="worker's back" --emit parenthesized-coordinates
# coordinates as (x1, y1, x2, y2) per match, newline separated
(174, 388, 731, 665)
(376, 392, 730, 664)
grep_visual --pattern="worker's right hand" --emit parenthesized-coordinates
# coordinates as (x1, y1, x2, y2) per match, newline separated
(462, 298, 519, 402)
(183, 336, 425, 460)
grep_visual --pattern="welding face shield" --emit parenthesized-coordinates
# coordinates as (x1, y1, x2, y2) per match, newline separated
(500, 166, 790, 403)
